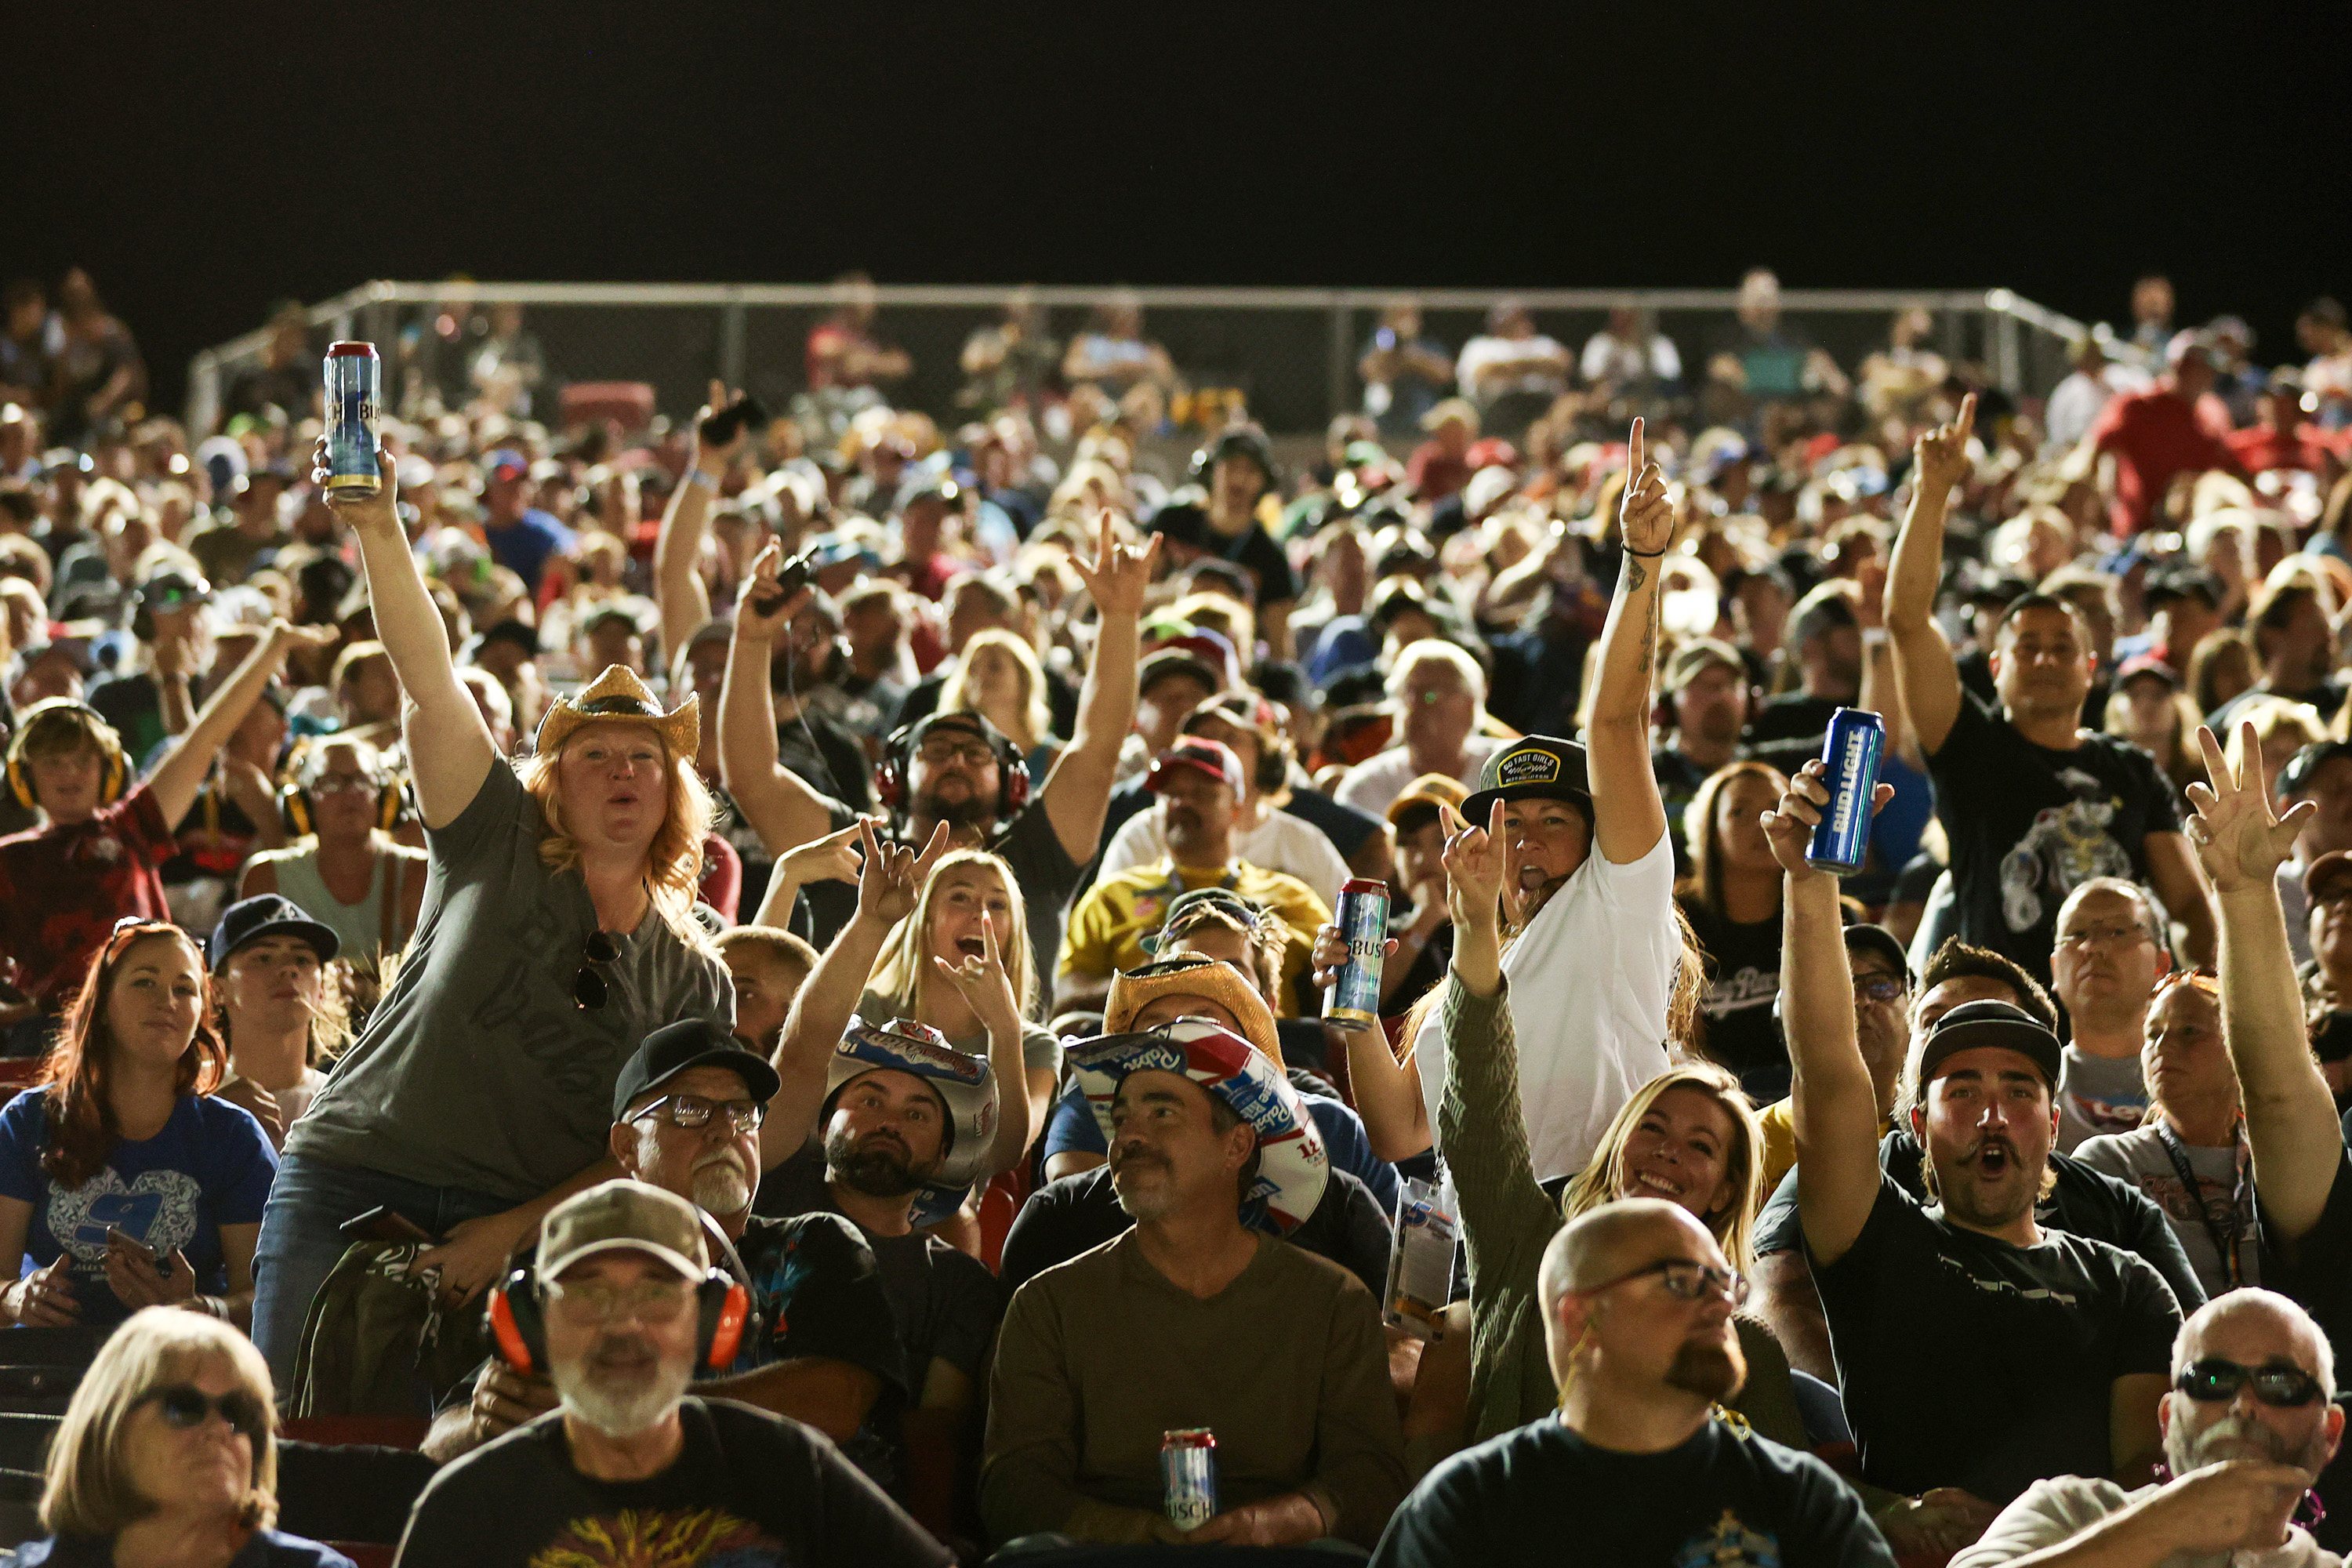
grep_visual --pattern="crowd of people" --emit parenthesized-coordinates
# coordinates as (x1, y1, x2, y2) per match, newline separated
(0, 263, 2347, 1565)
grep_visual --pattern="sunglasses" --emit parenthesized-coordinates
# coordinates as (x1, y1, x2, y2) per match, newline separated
(2176, 1358, 2326, 1408)
(573, 930, 619, 1011)
(144, 1385, 267, 1439)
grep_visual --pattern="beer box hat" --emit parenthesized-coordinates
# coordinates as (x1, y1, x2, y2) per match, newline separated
(1105, 953, 1283, 1065)
(535, 1179, 709, 1286)
(822, 1015, 1000, 1225)
(1462, 735, 1591, 825)
(1064, 1017, 1327, 1233)
(534, 664, 698, 760)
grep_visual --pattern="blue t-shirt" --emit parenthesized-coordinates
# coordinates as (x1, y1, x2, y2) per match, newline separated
(1044, 1078, 1403, 1215)
(0, 1089, 278, 1327)
(481, 507, 575, 593)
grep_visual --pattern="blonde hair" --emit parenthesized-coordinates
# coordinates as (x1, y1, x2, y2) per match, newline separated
(517, 735, 713, 947)
(1557, 1062, 1765, 1272)
(866, 851, 1037, 1024)
(2224, 695, 2325, 781)
(936, 630, 1052, 752)
(43, 1307, 278, 1538)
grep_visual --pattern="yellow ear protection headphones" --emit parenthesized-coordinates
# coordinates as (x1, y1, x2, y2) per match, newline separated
(5, 700, 129, 811)
(277, 739, 407, 837)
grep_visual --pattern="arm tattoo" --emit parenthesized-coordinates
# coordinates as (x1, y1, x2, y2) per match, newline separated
(1625, 559, 1646, 592)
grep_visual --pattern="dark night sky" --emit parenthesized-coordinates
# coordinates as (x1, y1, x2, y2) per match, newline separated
(9, 3, 2348, 409)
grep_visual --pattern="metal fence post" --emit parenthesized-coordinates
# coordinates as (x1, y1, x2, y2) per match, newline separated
(720, 295, 746, 390)
(1325, 298, 1352, 432)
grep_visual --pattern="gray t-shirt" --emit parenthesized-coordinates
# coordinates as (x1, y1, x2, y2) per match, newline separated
(2056, 1045, 2150, 1154)
(2071, 1123, 2259, 1299)
(289, 764, 735, 1199)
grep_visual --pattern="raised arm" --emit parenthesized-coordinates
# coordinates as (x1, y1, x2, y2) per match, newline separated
(718, 543, 834, 856)
(145, 619, 330, 826)
(1583, 420, 1671, 866)
(2187, 722, 2343, 1240)
(1766, 760, 1897, 1265)
(931, 913, 1036, 1175)
(760, 819, 947, 1168)
(652, 381, 744, 659)
(316, 441, 498, 826)
(1036, 511, 1159, 862)
(1884, 394, 1975, 757)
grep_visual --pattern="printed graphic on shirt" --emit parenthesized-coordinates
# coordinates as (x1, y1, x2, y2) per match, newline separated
(1701, 966, 1779, 1021)
(1672, 1508, 1782, 1568)
(528, 1507, 784, 1566)
(46, 1167, 199, 1265)
(2066, 1088, 2150, 1139)
(1998, 769, 2132, 934)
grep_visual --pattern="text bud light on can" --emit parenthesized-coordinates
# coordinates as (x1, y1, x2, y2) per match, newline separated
(1161, 1428, 1218, 1530)
(1323, 877, 1389, 1033)
(324, 342, 382, 495)
(1806, 707, 1886, 876)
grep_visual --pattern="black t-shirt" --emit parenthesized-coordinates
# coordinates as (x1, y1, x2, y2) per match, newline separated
(1368, 1413, 1893, 1568)
(394, 1396, 952, 1568)
(2257, 1146, 2352, 1553)
(1754, 1131, 2208, 1315)
(1679, 898, 1784, 1078)
(753, 1142, 1004, 1393)
(1652, 746, 1716, 877)
(1215, 521, 1301, 608)
(1743, 691, 1841, 764)
(1926, 690, 2181, 985)
(999, 1163, 1392, 1299)
(1806, 1172, 2181, 1503)
(728, 1211, 906, 1394)
(777, 706, 879, 817)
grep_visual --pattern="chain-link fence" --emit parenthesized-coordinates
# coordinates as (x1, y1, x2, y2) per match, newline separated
(188, 281, 2100, 441)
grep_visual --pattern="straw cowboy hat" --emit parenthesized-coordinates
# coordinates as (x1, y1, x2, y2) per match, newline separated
(534, 665, 699, 758)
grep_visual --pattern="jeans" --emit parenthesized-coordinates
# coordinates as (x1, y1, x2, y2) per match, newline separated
(251, 1151, 514, 1403)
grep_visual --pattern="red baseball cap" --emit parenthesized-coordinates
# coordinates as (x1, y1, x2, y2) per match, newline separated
(1146, 739, 1245, 794)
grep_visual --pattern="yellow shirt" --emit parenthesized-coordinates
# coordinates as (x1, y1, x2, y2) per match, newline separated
(1058, 858, 1333, 1015)
(1755, 1098, 1896, 1196)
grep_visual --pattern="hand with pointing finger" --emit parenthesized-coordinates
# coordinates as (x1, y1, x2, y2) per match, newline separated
(1913, 391, 1977, 500)
(1617, 418, 1674, 557)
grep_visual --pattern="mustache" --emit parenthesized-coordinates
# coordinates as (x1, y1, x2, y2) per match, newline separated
(1109, 1145, 1167, 1174)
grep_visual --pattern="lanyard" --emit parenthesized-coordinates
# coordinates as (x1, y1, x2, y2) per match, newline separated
(2154, 1120, 2249, 1289)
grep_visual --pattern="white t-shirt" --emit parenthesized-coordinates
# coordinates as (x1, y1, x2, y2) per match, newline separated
(1951, 1472, 2338, 1567)
(1410, 829, 1679, 1182)
(1333, 738, 1504, 819)
(1098, 803, 1353, 907)
(1457, 333, 1570, 403)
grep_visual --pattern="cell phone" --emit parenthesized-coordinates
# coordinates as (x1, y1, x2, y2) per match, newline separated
(105, 1225, 168, 1270)
(338, 1206, 437, 1245)
(698, 394, 768, 448)
(746, 546, 818, 615)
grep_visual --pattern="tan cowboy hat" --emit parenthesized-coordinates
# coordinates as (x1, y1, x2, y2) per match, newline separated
(533, 665, 699, 759)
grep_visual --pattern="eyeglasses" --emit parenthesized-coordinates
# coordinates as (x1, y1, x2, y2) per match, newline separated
(573, 930, 619, 1011)
(2176, 1357, 2326, 1408)
(1853, 974, 1907, 1004)
(1589, 1258, 1749, 1308)
(630, 1094, 765, 1134)
(143, 1385, 267, 1439)
(544, 1277, 695, 1327)
(916, 739, 996, 768)
(308, 771, 379, 797)
(2056, 922, 2152, 951)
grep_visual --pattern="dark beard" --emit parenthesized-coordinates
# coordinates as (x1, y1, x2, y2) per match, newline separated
(1664, 1338, 1744, 1403)
(914, 789, 992, 830)
(824, 1126, 924, 1197)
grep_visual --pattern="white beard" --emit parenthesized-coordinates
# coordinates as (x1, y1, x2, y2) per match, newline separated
(552, 1346, 694, 1439)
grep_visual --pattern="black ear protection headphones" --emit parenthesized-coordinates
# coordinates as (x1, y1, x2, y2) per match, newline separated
(277, 739, 406, 837)
(5, 701, 129, 811)
(875, 717, 1032, 818)
(488, 1261, 751, 1378)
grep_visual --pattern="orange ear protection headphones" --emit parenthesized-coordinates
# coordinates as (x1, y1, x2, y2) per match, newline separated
(277, 739, 406, 837)
(487, 1262, 751, 1378)
(5, 701, 129, 811)
(874, 716, 1032, 818)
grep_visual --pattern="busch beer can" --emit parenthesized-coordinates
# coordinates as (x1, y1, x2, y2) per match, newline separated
(324, 341, 382, 495)
(1323, 877, 1389, 1032)
(1806, 707, 1886, 876)
(1161, 1428, 1218, 1530)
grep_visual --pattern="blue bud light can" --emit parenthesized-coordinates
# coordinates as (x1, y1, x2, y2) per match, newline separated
(1161, 1428, 1218, 1530)
(324, 342, 382, 495)
(1323, 878, 1389, 1032)
(1806, 707, 1886, 876)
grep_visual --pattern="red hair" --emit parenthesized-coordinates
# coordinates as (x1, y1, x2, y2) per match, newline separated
(37, 923, 227, 1189)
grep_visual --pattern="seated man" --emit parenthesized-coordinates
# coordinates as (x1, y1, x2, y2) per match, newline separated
(1953, 1288, 2341, 1566)
(1769, 760, 2183, 1513)
(982, 1022, 1407, 1548)
(426, 1022, 903, 1477)
(395, 1180, 949, 1567)
(1370, 1199, 1894, 1567)
(1056, 739, 1331, 1014)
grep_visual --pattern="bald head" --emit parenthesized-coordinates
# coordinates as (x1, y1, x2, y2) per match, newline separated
(2175, 1288, 2335, 1393)
(1539, 1197, 1715, 1316)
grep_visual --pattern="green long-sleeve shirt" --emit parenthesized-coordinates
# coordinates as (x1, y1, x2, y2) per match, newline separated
(981, 1229, 1408, 1548)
